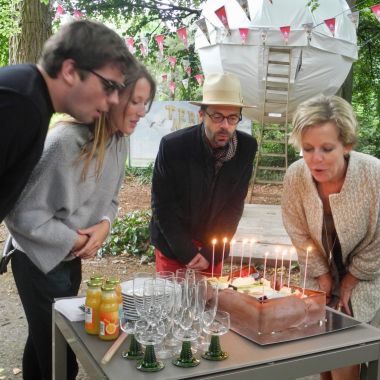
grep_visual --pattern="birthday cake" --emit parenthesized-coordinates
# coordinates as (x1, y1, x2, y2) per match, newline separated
(217, 280, 326, 335)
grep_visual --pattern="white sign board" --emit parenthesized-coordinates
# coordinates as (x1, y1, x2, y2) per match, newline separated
(129, 101, 253, 167)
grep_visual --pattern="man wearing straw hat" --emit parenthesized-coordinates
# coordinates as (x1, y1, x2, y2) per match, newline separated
(150, 72, 257, 274)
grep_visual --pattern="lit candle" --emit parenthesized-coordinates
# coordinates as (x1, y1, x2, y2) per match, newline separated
(273, 250, 279, 290)
(287, 247, 295, 288)
(229, 239, 236, 283)
(248, 238, 256, 276)
(240, 239, 248, 277)
(220, 237, 227, 277)
(302, 246, 312, 297)
(263, 251, 269, 281)
(280, 250, 287, 289)
(211, 238, 217, 278)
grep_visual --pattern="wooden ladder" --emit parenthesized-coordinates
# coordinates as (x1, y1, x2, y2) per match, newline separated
(250, 47, 292, 203)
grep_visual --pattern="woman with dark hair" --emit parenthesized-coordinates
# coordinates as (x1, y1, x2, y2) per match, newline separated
(5, 64, 156, 380)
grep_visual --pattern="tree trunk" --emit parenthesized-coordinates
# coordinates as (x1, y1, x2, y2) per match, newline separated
(9, 0, 52, 64)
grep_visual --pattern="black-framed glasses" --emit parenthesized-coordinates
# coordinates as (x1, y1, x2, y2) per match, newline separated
(80, 68, 125, 95)
(204, 110, 242, 125)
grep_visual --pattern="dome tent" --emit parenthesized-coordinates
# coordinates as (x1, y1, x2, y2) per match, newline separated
(195, 0, 358, 122)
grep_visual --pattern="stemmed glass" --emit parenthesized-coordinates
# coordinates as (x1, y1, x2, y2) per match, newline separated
(134, 319, 166, 372)
(119, 313, 143, 360)
(172, 279, 201, 367)
(201, 310, 230, 361)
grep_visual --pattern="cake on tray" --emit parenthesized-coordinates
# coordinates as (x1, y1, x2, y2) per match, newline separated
(216, 278, 326, 335)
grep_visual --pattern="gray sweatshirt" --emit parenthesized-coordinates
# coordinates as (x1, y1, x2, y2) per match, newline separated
(5, 123, 127, 274)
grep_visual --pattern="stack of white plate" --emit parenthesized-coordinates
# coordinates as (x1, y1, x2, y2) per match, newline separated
(120, 278, 147, 321)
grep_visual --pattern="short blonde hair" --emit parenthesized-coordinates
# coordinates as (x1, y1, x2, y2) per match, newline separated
(290, 94, 357, 150)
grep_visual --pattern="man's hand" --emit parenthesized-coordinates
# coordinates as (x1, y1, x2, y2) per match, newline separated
(317, 272, 333, 304)
(186, 253, 209, 271)
(72, 220, 110, 260)
(339, 272, 359, 316)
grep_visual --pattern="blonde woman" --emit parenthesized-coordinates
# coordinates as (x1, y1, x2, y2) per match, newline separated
(5, 64, 156, 380)
(282, 94, 380, 380)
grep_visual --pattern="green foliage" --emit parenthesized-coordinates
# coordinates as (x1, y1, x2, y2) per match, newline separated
(0, 0, 20, 66)
(125, 163, 154, 185)
(99, 210, 154, 258)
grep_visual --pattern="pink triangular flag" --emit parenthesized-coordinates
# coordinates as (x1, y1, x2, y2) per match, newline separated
(55, 4, 64, 19)
(324, 18, 336, 36)
(185, 66, 192, 76)
(73, 10, 82, 19)
(371, 4, 380, 22)
(155, 35, 165, 57)
(125, 37, 135, 54)
(168, 56, 177, 69)
(169, 81, 176, 94)
(239, 28, 249, 44)
(280, 26, 291, 44)
(162, 73, 168, 82)
(177, 27, 188, 49)
(195, 74, 204, 86)
(215, 6, 230, 33)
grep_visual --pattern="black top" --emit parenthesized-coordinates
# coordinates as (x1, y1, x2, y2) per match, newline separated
(0, 64, 54, 222)
(150, 123, 257, 265)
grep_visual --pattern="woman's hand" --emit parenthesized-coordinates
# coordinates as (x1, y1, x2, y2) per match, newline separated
(317, 272, 333, 304)
(72, 220, 110, 259)
(339, 272, 359, 316)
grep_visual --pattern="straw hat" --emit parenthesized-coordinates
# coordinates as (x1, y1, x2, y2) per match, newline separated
(190, 72, 255, 108)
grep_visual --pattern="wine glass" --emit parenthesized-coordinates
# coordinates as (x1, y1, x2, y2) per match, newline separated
(119, 312, 144, 360)
(133, 272, 153, 321)
(201, 310, 230, 361)
(143, 278, 166, 327)
(134, 319, 165, 372)
(172, 282, 201, 367)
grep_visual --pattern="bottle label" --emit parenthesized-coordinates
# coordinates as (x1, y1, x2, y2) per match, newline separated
(99, 311, 119, 336)
(85, 306, 93, 325)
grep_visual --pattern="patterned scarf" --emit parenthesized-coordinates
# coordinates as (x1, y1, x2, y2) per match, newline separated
(202, 126, 238, 173)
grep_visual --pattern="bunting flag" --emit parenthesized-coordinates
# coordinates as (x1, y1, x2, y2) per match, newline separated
(125, 37, 135, 54)
(347, 11, 360, 29)
(236, 0, 251, 21)
(55, 4, 64, 19)
(177, 27, 188, 49)
(215, 6, 231, 34)
(186, 66, 192, 76)
(302, 23, 314, 42)
(371, 4, 380, 22)
(155, 35, 165, 57)
(168, 56, 177, 69)
(324, 18, 336, 36)
(169, 81, 176, 94)
(196, 18, 211, 44)
(162, 73, 168, 82)
(73, 10, 82, 19)
(239, 28, 249, 44)
(280, 26, 291, 44)
(182, 78, 189, 90)
(140, 36, 149, 57)
(195, 74, 204, 86)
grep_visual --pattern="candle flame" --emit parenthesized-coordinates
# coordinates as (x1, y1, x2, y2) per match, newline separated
(282, 250, 287, 256)
(307, 246, 312, 252)
(275, 246, 281, 253)
(290, 246, 296, 254)
(265, 251, 269, 257)
(231, 239, 236, 245)
(223, 237, 228, 243)
(212, 238, 217, 244)
(250, 238, 256, 244)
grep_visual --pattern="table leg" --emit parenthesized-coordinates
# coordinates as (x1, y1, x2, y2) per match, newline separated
(367, 359, 380, 380)
(52, 309, 67, 380)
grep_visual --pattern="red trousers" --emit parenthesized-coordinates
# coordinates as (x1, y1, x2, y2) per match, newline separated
(155, 248, 223, 277)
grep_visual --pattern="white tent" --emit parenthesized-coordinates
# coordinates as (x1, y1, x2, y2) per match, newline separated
(195, 0, 358, 121)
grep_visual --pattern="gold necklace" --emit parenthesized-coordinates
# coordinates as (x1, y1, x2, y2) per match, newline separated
(323, 216, 338, 264)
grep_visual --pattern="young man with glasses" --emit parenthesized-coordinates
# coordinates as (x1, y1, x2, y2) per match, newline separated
(0, 19, 136, 223)
(150, 72, 257, 273)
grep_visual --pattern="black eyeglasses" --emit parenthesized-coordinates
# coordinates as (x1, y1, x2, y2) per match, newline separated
(80, 68, 125, 95)
(204, 110, 242, 125)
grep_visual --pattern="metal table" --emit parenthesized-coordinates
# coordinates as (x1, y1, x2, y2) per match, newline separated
(53, 304, 380, 380)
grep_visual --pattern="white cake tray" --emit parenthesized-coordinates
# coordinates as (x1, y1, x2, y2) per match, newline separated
(230, 307, 361, 345)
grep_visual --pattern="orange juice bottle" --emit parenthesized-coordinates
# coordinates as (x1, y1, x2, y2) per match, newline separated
(84, 280, 102, 335)
(106, 277, 123, 320)
(99, 284, 119, 341)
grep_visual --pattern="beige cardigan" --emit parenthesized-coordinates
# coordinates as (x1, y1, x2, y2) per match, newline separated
(282, 151, 380, 323)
